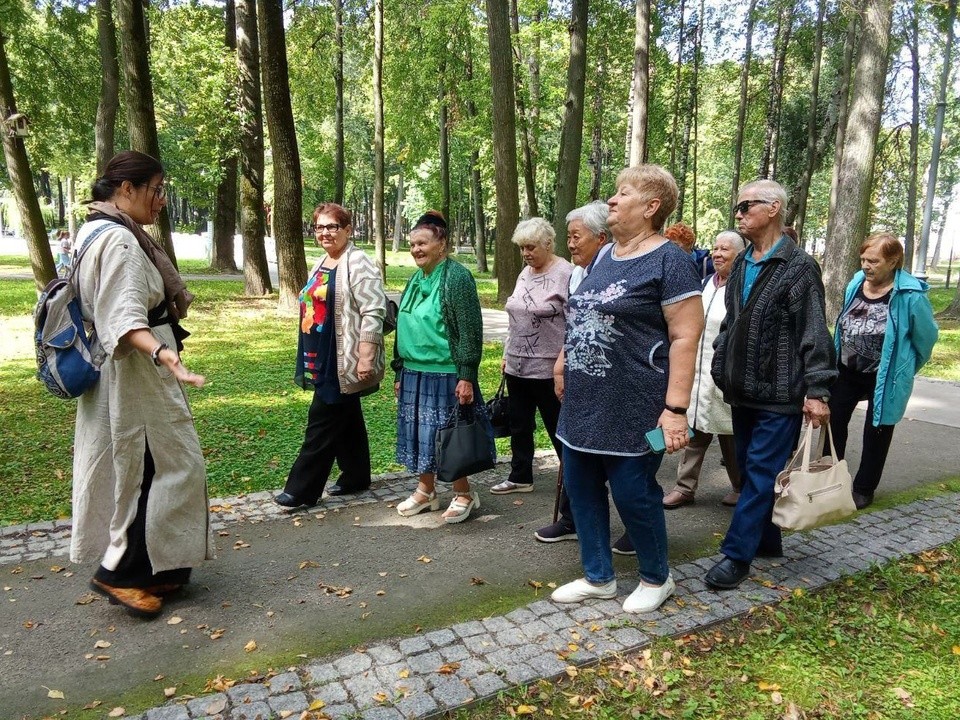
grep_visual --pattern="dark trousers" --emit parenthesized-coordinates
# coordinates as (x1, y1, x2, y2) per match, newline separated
(95, 441, 191, 588)
(505, 374, 563, 486)
(828, 364, 895, 495)
(720, 407, 802, 564)
(284, 391, 371, 503)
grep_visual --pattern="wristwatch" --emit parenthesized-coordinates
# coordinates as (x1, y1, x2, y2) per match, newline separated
(664, 404, 688, 415)
(151, 342, 170, 366)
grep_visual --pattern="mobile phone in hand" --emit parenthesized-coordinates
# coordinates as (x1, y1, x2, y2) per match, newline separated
(645, 426, 695, 453)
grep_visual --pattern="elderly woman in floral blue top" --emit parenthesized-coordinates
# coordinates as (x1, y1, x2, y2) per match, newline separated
(551, 165, 704, 614)
(275, 203, 387, 509)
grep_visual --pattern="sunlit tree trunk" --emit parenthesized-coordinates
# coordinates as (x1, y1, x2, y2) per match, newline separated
(759, 0, 795, 179)
(729, 0, 757, 226)
(372, 0, 385, 278)
(823, 0, 893, 318)
(669, 0, 687, 173)
(509, 0, 538, 217)
(333, 0, 345, 204)
(628, 0, 650, 165)
(439, 59, 451, 224)
(392, 171, 403, 252)
(94, 0, 119, 176)
(0, 23, 54, 289)
(212, 0, 239, 273)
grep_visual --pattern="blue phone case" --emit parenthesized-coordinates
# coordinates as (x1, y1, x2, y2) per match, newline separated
(645, 427, 695, 453)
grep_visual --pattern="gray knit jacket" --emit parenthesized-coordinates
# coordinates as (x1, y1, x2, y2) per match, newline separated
(711, 236, 837, 414)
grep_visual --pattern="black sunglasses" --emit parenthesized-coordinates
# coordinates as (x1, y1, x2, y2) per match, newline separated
(733, 199, 770, 215)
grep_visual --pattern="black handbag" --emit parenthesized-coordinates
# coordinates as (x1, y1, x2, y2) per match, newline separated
(435, 404, 496, 484)
(485, 374, 511, 438)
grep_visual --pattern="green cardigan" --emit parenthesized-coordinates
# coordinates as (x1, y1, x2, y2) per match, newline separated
(392, 258, 484, 382)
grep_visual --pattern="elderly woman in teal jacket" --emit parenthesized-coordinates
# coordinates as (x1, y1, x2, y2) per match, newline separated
(829, 232, 939, 510)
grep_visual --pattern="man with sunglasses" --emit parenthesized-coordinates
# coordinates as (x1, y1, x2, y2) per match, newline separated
(706, 179, 837, 590)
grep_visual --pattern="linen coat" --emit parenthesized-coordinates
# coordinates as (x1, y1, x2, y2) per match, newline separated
(70, 220, 212, 573)
(688, 276, 734, 436)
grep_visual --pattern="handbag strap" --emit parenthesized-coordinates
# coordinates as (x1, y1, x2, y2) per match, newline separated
(783, 422, 815, 475)
(495, 373, 506, 399)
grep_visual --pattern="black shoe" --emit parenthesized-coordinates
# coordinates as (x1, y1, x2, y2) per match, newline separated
(275, 492, 312, 508)
(534, 521, 577, 543)
(852, 492, 874, 510)
(326, 483, 369, 497)
(611, 533, 636, 556)
(704, 557, 751, 590)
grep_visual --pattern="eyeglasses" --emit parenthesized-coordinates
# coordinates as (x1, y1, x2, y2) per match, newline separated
(733, 199, 769, 215)
(147, 184, 166, 200)
(314, 223, 342, 233)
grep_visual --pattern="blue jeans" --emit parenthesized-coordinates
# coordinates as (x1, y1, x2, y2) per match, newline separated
(562, 445, 668, 585)
(720, 407, 802, 564)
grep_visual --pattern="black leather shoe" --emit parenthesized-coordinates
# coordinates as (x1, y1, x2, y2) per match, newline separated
(274, 492, 311, 508)
(705, 557, 751, 590)
(326, 484, 369, 497)
(852, 492, 874, 510)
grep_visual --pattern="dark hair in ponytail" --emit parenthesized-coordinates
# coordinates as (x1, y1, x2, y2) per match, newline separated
(91, 150, 164, 201)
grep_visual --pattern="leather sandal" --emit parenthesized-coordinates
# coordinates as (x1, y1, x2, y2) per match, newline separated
(443, 492, 479, 524)
(89, 579, 162, 619)
(397, 486, 439, 517)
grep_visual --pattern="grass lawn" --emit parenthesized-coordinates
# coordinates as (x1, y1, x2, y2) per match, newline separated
(455, 539, 960, 720)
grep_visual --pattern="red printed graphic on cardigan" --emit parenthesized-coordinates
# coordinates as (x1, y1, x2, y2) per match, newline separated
(299, 269, 330, 382)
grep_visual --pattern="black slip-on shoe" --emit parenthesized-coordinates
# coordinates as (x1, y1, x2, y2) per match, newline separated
(705, 557, 751, 590)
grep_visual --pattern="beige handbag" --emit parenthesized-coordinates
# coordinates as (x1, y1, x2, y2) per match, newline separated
(772, 422, 856, 531)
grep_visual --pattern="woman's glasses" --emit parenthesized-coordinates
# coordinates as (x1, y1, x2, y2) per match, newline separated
(314, 223, 342, 233)
(147, 184, 166, 200)
(733, 199, 769, 215)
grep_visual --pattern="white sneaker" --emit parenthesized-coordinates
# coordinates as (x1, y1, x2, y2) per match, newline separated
(551, 578, 617, 603)
(622, 575, 675, 614)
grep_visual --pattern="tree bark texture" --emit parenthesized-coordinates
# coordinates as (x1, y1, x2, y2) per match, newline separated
(729, 0, 758, 226)
(676, 5, 702, 221)
(372, 0, 385, 278)
(94, 0, 119, 177)
(470, 151, 489, 273)
(392, 171, 403, 253)
(669, 0, 687, 173)
(0, 24, 55, 289)
(486, 0, 522, 301)
(258, 0, 307, 312)
(785, 0, 826, 240)
(589, 56, 604, 201)
(212, 0, 239, 273)
(509, 0, 539, 217)
(759, 0, 795, 180)
(903, 2, 921, 271)
(823, 0, 893, 319)
(629, 0, 651, 165)
(235, 0, 272, 295)
(439, 61, 451, 224)
(551, 0, 588, 258)
(333, 0, 345, 205)
(116, 0, 176, 263)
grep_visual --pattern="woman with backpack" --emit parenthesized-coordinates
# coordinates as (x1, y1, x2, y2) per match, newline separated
(71, 151, 211, 619)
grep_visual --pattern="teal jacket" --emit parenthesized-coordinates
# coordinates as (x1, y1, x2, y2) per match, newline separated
(834, 269, 939, 427)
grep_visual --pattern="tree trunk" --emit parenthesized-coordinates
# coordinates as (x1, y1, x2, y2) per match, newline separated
(66, 177, 77, 240)
(333, 0, 345, 205)
(729, 0, 758, 226)
(916, 0, 957, 279)
(552, 0, 588, 258)
(825, 4, 860, 247)
(677, 4, 702, 221)
(902, 3, 921, 270)
(470, 151, 489, 273)
(116, 0, 176, 264)
(57, 177, 65, 226)
(785, 0, 826, 240)
(372, 0, 385, 278)
(628, 0, 651, 165)
(0, 24, 55, 288)
(931, 193, 951, 268)
(439, 61, 451, 224)
(509, 0, 539, 217)
(589, 58, 604, 201)
(486, 0, 522, 301)
(212, 0, 239, 273)
(759, 0, 795, 179)
(392, 171, 403, 252)
(822, 0, 893, 319)
(95, 0, 119, 176)
(258, 0, 307, 312)
(236, 0, 272, 295)
(669, 0, 687, 173)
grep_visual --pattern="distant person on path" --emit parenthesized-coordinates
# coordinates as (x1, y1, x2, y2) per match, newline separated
(56, 230, 72, 276)
(275, 203, 387, 510)
(535, 201, 632, 556)
(551, 165, 703, 614)
(706, 179, 837, 591)
(829, 232, 938, 510)
(663, 230, 745, 510)
(491, 218, 572, 496)
(392, 211, 492, 524)
(72, 150, 211, 619)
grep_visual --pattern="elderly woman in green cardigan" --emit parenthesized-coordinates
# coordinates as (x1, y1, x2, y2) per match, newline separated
(392, 211, 491, 523)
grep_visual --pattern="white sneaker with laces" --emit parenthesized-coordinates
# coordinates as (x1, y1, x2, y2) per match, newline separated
(622, 575, 675, 614)
(551, 578, 617, 603)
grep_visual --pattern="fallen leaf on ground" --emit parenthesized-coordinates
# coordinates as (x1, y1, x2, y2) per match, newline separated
(376, 590, 386, 596)
(470, 577, 486, 585)
(244, 640, 257, 653)
(209, 628, 225, 640)
(758, 681, 781, 691)
(163, 687, 176, 698)
(50, 566, 65, 573)
(167, 616, 183, 625)
(417, 555, 432, 563)
(399, 669, 410, 678)
(44, 688, 65, 699)
(378, 572, 388, 577)
(437, 663, 461, 674)
(771, 691, 783, 704)
(107, 707, 125, 717)
(308, 698, 326, 710)
(82, 701, 102, 710)
(515, 704, 537, 715)
(373, 692, 388, 702)
(299, 561, 320, 569)
(512, 500, 524, 506)
(94, 640, 112, 649)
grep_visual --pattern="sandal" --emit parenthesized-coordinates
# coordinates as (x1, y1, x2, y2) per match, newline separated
(443, 492, 479, 524)
(89, 579, 163, 619)
(397, 486, 439, 517)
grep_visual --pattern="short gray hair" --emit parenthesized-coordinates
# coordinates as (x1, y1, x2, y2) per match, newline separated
(566, 201, 610, 239)
(739, 179, 787, 228)
(511, 217, 555, 252)
(715, 230, 746, 251)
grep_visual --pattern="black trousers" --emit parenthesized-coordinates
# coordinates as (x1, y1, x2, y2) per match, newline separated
(505, 374, 563, 486)
(95, 441, 191, 588)
(284, 390, 371, 502)
(828, 364, 896, 495)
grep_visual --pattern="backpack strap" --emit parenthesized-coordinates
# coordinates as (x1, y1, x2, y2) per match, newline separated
(70, 221, 119, 279)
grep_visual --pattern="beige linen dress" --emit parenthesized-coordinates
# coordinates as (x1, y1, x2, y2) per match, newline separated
(70, 219, 212, 573)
